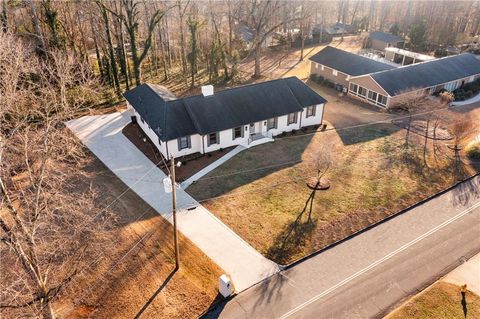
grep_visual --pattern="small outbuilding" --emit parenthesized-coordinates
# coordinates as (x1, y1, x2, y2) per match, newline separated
(366, 31, 404, 51)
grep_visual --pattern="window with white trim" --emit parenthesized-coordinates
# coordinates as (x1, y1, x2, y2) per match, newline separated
(267, 117, 277, 130)
(368, 91, 378, 102)
(349, 83, 358, 94)
(232, 126, 243, 139)
(208, 132, 219, 146)
(306, 105, 316, 118)
(287, 112, 298, 125)
(178, 136, 190, 150)
(377, 94, 387, 106)
(358, 86, 367, 97)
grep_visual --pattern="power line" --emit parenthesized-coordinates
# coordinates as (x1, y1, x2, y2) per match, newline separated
(55, 100, 471, 315)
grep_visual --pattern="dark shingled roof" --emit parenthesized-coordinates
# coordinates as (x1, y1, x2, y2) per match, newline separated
(124, 77, 327, 141)
(368, 31, 403, 44)
(309, 46, 396, 76)
(371, 53, 480, 96)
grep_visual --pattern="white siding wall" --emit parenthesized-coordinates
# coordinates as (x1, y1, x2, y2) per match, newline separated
(203, 125, 250, 153)
(166, 134, 203, 158)
(301, 104, 324, 127)
(130, 104, 326, 158)
(127, 103, 169, 157)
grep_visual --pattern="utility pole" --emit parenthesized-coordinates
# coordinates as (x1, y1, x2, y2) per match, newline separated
(170, 156, 180, 270)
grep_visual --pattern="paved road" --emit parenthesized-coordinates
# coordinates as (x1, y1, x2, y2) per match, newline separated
(66, 112, 279, 292)
(206, 176, 480, 319)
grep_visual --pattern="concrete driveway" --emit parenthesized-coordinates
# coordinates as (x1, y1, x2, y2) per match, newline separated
(309, 83, 397, 129)
(66, 112, 279, 292)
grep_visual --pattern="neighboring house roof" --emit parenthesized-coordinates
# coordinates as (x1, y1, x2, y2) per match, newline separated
(124, 77, 327, 141)
(324, 22, 354, 35)
(368, 31, 404, 44)
(309, 46, 397, 76)
(235, 24, 255, 43)
(369, 53, 480, 96)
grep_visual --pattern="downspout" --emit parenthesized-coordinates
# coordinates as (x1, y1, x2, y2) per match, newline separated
(320, 103, 326, 126)
(299, 110, 303, 129)
(201, 135, 205, 154)
(166, 141, 170, 160)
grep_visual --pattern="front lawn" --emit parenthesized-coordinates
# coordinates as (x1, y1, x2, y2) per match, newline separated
(387, 282, 480, 319)
(187, 108, 479, 264)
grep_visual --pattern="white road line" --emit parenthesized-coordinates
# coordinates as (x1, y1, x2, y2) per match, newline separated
(279, 200, 480, 319)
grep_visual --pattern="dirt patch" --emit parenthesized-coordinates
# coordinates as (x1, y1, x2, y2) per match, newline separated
(122, 122, 234, 181)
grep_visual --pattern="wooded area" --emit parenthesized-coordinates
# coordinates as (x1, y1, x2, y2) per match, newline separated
(1, 1, 480, 318)
(1, 0, 479, 97)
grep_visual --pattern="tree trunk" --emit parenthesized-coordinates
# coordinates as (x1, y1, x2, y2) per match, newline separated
(101, 6, 121, 95)
(178, 2, 187, 73)
(28, 0, 46, 54)
(90, 17, 104, 81)
(253, 43, 261, 78)
(1, 0, 8, 33)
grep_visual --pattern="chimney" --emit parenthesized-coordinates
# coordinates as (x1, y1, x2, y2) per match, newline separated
(201, 85, 214, 97)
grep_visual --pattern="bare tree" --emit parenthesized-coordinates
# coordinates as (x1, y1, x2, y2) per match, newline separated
(108, 0, 169, 86)
(0, 32, 113, 319)
(239, 0, 299, 78)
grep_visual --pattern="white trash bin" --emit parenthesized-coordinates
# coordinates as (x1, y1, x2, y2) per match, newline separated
(218, 274, 233, 298)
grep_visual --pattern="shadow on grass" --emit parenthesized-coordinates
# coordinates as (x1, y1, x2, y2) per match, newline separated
(187, 133, 315, 201)
(335, 123, 400, 146)
(266, 189, 318, 265)
(133, 268, 177, 319)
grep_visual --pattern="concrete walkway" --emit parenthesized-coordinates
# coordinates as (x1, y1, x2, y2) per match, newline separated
(442, 253, 480, 295)
(66, 112, 279, 292)
(451, 93, 480, 106)
(181, 145, 246, 189)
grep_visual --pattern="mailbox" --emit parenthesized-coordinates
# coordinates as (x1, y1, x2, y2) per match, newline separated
(219, 274, 233, 297)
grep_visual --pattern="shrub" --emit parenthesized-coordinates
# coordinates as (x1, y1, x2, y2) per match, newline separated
(316, 75, 324, 84)
(466, 141, 480, 160)
(434, 47, 447, 57)
(310, 73, 318, 82)
(439, 91, 455, 103)
(322, 79, 335, 88)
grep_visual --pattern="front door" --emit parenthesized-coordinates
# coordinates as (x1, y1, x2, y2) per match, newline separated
(249, 123, 256, 135)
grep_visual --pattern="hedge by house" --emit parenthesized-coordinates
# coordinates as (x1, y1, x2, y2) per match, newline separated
(453, 78, 480, 101)
(309, 73, 335, 88)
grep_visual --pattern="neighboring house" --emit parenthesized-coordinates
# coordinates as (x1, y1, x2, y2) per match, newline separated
(365, 31, 404, 51)
(234, 23, 274, 49)
(309, 46, 396, 88)
(124, 77, 327, 159)
(385, 47, 435, 65)
(348, 53, 480, 108)
(311, 22, 355, 42)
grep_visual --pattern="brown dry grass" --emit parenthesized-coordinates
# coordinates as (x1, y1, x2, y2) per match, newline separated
(186, 107, 479, 265)
(50, 148, 222, 319)
(387, 282, 480, 319)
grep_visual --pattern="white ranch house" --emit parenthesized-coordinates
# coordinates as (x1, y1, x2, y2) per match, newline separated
(124, 77, 327, 159)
